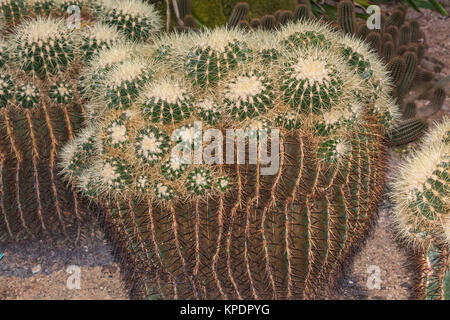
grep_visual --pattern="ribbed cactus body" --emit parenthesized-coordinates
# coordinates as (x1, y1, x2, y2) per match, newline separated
(80, 22, 125, 62)
(13, 18, 74, 78)
(0, 84, 85, 242)
(0, 5, 145, 241)
(227, 2, 249, 27)
(61, 21, 398, 299)
(184, 32, 252, 87)
(390, 118, 428, 147)
(0, 0, 27, 24)
(337, 1, 356, 35)
(99, 0, 161, 43)
(391, 118, 450, 300)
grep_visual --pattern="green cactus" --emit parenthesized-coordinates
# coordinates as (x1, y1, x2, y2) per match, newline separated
(397, 51, 418, 100)
(390, 118, 428, 146)
(80, 22, 125, 62)
(0, 0, 27, 25)
(60, 20, 399, 299)
(294, 3, 311, 21)
(0, 2, 163, 243)
(177, 0, 191, 19)
(399, 23, 411, 46)
(184, 29, 252, 87)
(410, 20, 421, 42)
(391, 118, 449, 299)
(337, 1, 356, 35)
(99, 0, 161, 42)
(382, 41, 395, 62)
(402, 102, 416, 119)
(386, 56, 406, 87)
(12, 17, 74, 79)
(140, 78, 194, 125)
(385, 9, 405, 28)
(227, 2, 249, 27)
(260, 14, 276, 30)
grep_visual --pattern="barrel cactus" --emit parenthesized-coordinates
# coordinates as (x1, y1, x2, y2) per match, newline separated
(61, 20, 399, 299)
(96, 0, 162, 43)
(391, 118, 449, 300)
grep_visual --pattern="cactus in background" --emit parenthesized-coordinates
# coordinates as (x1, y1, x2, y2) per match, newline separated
(260, 14, 276, 30)
(402, 102, 416, 119)
(365, 31, 381, 52)
(390, 118, 428, 147)
(422, 87, 446, 117)
(177, 0, 191, 20)
(249, 17, 260, 28)
(382, 41, 395, 62)
(278, 9, 293, 26)
(227, 2, 249, 27)
(399, 23, 411, 46)
(98, 0, 161, 42)
(385, 9, 405, 28)
(414, 66, 433, 83)
(397, 51, 418, 101)
(60, 20, 399, 299)
(410, 20, 421, 42)
(337, 1, 356, 35)
(386, 56, 406, 87)
(391, 118, 449, 299)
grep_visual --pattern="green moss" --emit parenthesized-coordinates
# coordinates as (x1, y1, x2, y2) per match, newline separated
(191, 0, 226, 27)
(191, 0, 298, 27)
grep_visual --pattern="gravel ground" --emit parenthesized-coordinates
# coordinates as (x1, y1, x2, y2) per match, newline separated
(0, 6, 448, 300)
(0, 221, 129, 300)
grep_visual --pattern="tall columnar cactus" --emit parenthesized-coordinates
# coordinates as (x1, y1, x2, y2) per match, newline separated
(227, 2, 249, 27)
(391, 118, 449, 299)
(337, 1, 356, 35)
(61, 20, 399, 299)
(0, 0, 27, 25)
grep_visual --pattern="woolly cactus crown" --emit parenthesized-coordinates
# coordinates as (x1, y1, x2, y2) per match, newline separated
(61, 19, 400, 206)
(391, 118, 450, 249)
(97, 0, 162, 43)
(11, 16, 74, 78)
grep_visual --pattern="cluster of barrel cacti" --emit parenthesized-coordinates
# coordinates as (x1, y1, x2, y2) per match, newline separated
(0, 0, 162, 242)
(212, 0, 446, 148)
(390, 118, 449, 299)
(60, 18, 399, 299)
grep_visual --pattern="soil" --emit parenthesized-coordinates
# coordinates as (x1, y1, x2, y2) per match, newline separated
(0, 6, 448, 300)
